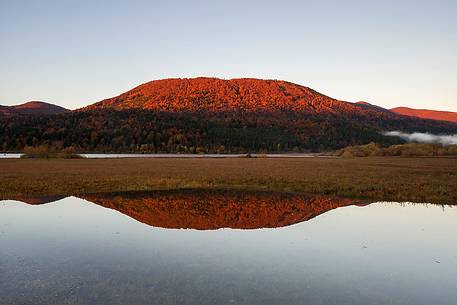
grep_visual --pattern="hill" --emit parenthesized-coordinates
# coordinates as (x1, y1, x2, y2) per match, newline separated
(1, 78, 457, 153)
(0, 101, 69, 116)
(88, 78, 395, 119)
(391, 106, 457, 123)
(86, 78, 457, 131)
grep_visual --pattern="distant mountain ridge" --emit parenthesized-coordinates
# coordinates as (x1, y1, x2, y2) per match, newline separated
(390, 107, 457, 123)
(0, 101, 69, 116)
(355, 101, 457, 123)
(354, 101, 393, 114)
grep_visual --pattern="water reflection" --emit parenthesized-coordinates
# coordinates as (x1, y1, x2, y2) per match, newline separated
(1, 191, 456, 305)
(9, 190, 367, 230)
(7, 195, 67, 205)
(81, 190, 367, 229)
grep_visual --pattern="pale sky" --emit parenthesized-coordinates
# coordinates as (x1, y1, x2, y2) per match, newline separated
(1, 0, 456, 111)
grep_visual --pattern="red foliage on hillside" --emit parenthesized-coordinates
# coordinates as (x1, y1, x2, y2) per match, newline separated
(81, 190, 365, 230)
(391, 107, 457, 123)
(12, 190, 366, 229)
(87, 78, 394, 119)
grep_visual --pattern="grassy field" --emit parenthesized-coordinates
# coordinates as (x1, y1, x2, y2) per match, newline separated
(1, 157, 457, 205)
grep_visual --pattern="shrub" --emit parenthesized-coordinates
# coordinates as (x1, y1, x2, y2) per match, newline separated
(61, 146, 82, 159)
(22, 145, 51, 158)
(336, 143, 457, 157)
(21, 145, 83, 159)
(335, 142, 381, 157)
(383, 143, 440, 157)
(444, 145, 457, 156)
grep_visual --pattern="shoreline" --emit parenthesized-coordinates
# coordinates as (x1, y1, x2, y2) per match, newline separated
(0, 152, 330, 159)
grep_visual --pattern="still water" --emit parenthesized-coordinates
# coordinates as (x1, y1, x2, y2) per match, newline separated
(0, 190, 456, 305)
(0, 153, 319, 159)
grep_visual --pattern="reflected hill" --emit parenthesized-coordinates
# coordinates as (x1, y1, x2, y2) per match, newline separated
(80, 189, 367, 230)
(8, 195, 67, 205)
(6, 190, 368, 230)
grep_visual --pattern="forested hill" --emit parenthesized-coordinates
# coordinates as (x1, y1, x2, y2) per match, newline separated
(1, 78, 457, 153)
(84, 77, 457, 131)
(0, 101, 69, 116)
(391, 107, 457, 123)
(87, 78, 394, 120)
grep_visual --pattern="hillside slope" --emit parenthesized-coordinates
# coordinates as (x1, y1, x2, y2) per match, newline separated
(391, 107, 457, 123)
(86, 78, 457, 131)
(0, 101, 69, 116)
(87, 78, 393, 119)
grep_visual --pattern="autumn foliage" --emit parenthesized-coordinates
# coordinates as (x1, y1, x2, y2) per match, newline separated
(391, 107, 457, 123)
(81, 190, 365, 230)
(88, 78, 395, 119)
(2, 78, 457, 153)
(0, 101, 69, 116)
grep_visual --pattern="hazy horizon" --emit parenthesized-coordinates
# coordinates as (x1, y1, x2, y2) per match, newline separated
(1, 0, 456, 112)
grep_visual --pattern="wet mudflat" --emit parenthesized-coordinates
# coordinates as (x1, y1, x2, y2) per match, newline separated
(0, 190, 456, 305)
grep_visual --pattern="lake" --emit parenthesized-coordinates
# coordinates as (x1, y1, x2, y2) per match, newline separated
(0, 153, 322, 159)
(1, 190, 456, 305)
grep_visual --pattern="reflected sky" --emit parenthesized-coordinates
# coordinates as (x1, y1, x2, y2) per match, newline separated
(0, 192, 456, 305)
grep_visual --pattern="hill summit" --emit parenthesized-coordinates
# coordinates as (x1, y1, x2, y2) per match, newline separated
(87, 77, 390, 119)
(0, 101, 69, 116)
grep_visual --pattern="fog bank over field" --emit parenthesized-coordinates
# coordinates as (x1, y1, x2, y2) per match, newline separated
(384, 131, 457, 146)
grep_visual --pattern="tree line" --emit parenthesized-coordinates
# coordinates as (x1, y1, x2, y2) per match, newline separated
(0, 109, 410, 153)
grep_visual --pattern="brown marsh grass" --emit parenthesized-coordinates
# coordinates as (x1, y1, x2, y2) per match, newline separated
(1, 157, 456, 205)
